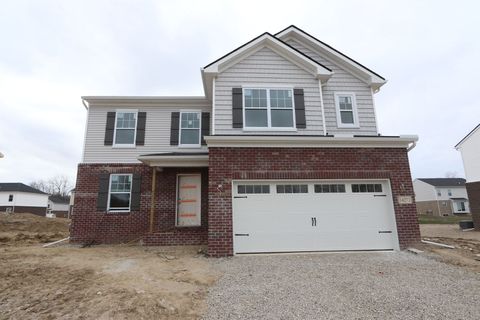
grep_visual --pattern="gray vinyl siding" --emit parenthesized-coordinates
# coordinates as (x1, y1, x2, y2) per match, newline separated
(286, 39, 378, 135)
(214, 47, 324, 135)
(83, 104, 210, 163)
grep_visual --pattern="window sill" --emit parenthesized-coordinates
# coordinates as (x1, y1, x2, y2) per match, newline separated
(106, 210, 131, 214)
(175, 225, 202, 228)
(242, 127, 297, 132)
(112, 144, 136, 149)
(337, 124, 360, 129)
(178, 145, 202, 149)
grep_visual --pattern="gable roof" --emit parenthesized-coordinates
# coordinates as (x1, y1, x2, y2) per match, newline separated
(0, 183, 47, 195)
(417, 178, 466, 187)
(275, 25, 387, 91)
(48, 194, 70, 204)
(455, 123, 480, 149)
(201, 32, 334, 99)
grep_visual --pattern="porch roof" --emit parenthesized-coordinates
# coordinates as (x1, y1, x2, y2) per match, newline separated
(138, 152, 209, 167)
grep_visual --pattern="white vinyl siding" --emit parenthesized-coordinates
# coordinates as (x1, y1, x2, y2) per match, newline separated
(286, 39, 378, 135)
(214, 47, 324, 135)
(83, 104, 210, 163)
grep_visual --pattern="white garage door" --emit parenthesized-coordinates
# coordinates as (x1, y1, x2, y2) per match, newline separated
(232, 180, 399, 254)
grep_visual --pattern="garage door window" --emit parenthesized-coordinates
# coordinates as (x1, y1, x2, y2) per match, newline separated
(276, 184, 308, 194)
(314, 184, 346, 193)
(238, 185, 270, 194)
(351, 184, 383, 193)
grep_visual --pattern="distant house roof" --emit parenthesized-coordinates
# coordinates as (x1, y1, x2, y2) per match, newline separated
(48, 195, 70, 204)
(455, 123, 480, 149)
(417, 178, 466, 187)
(0, 183, 47, 195)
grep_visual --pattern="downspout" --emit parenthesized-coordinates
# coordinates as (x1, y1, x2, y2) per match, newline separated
(80, 98, 90, 162)
(318, 79, 327, 136)
(211, 77, 216, 135)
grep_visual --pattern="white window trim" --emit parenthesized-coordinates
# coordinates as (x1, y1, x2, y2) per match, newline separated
(178, 111, 202, 148)
(242, 87, 297, 131)
(107, 173, 133, 212)
(113, 109, 138, 148)
(334, 92, 359, 128)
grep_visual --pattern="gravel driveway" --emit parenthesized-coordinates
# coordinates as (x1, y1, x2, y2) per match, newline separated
(204, 252, 480, 319)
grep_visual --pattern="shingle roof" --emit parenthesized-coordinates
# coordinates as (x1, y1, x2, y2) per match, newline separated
(417, 178, 466, 187)
(0, 183, 47, 194)
(48, 194, 70, 204)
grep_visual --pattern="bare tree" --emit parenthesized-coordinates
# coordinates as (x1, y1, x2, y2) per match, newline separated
(30, 175, 73, 196)
(445, 171, 458, 178)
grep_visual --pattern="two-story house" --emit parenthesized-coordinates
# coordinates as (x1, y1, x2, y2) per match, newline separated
(413, 178, 470, 216)
(71, 26, 420, 256)
(456, 124, 480, 229)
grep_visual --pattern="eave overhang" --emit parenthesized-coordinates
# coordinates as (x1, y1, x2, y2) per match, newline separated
(81, 96, 210, 109)
(275, 25, 387, 91)
(201, 32, 333, 100)
(137, 153, 209, 167)
(205, 135, 418, 149)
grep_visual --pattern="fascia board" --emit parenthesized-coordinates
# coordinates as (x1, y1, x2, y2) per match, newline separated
(277, 27, 387, 87)
(204, 135, 418, 149)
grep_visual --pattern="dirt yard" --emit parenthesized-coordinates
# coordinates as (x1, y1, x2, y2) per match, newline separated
(0, 213, 217, 320)
(419, 224, 480, 273)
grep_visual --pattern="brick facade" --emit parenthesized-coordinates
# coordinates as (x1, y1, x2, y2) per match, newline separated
(208, 147, 421, 257)
(70, 164, 208, 245)
(466, 181, 480, 230)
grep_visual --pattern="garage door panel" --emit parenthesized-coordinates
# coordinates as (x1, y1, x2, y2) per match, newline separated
(233, 180, 398, 254)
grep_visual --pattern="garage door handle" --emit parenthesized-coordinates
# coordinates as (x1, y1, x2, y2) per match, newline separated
(234, 196, 248, 199)
(374, 194, 387, 197)
(235, 233, 249, 236)
(378, 231, 392, 234)
(311, 217, 317, 226)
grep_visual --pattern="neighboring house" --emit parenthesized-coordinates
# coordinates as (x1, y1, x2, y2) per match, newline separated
(48, 195, 70, 218)
(71, 25, 420, 256)
(0, 183, 48, 215)
(456, 123, 480, 229)
(413, 178, 470, 216)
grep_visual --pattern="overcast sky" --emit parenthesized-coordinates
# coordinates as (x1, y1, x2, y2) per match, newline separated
(0, 0, 479, 186)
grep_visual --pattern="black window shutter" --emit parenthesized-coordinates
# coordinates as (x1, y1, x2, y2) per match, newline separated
(232, 88, 243, 128)
(294, 89, 306, 129)
(170, 112, 180, 146)
(201, 112, 210, 145)
(135, 112, 147, 146)
(104, 112, 116, 146)
(130, 174, 142, 211)
(97, 173, 110, 211)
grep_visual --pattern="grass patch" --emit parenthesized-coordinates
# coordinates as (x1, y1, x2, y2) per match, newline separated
(418, 214, 471, 224)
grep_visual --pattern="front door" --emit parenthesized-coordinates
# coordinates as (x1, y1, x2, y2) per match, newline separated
(176, 174, 201, 226)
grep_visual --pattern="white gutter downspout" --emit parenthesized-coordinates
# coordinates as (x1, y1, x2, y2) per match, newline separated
(407, 140, 417, 152)
(318, 79, 327, 136)
(211, 77, 216, 135)
(80, 98, 90, 162)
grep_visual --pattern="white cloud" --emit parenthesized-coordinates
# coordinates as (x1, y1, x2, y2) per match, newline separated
(0, 0, 479, 185)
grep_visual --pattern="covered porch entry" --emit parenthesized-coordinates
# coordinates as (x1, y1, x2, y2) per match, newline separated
(138, 153, 209, 246)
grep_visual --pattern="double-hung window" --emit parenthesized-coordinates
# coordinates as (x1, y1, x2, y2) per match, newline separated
(108, 174, 132, 212)
(114, 111, 137, 146)
(179, 112, 201, 146)
(244, 88, 295, 129)
(335, 93, 358, 128)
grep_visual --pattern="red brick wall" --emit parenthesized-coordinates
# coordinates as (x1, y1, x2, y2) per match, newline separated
(208, 147, 421, 257)
(466, 181, 480, 230)
(71, 164, 208, 245)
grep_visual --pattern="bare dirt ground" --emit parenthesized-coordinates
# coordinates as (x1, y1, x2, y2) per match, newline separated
(419, 224, 480, 273)
(0, 213, 217, 320)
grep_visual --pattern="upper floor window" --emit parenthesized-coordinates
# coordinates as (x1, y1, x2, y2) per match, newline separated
(448, 189, 452, 196)
(244, 88, 294, 129)
(8, 194, 13, 202)
(437, 190, 441, 196)
(335, 93, 358, 128)
(114, 111, 137, 146)
(108, 174, 132, 212)
(180, 112, 201, 147)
